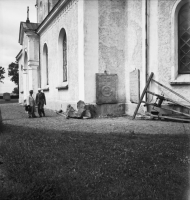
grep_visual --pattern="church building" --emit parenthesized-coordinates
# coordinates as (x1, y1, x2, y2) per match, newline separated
(17, 0, 190, 117)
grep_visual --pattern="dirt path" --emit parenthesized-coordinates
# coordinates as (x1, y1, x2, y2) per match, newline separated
(1, 103, 190, 134)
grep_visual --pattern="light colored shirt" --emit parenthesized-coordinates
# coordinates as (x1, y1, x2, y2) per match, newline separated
(27, 95, 35, 106)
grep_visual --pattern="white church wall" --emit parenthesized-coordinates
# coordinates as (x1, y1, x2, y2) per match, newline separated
(39, 0, 79, 111)
(148, 0, 159, 99)
(37, 0, 49, 24)
(83, 0, 99, 103)
(18, 0, 190, 117)
(124, 0, 144, 115)
(18, 56, 24, 104)
(124, 0, 190, 116)
(148, 0, 190, 104)
(98, 0, 126, 103)
(22, 34, 29, 100)
(78, 0, 85, 101)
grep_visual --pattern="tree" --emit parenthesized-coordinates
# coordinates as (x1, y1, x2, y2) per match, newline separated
(8, 62, 19, 86)
(0, 66, 5, 83)
(12, 87, 19, 95)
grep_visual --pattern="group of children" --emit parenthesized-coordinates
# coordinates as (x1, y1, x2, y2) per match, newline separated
(24, 88, 46, 118)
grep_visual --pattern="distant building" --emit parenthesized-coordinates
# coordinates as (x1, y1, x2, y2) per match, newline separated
(16, 0, 190, 116)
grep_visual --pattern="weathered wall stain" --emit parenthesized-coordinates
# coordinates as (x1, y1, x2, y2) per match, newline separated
(99, 0, 126, 102)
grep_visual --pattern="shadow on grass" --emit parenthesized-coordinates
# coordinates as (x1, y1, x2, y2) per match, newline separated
(0, 123, 189, 200)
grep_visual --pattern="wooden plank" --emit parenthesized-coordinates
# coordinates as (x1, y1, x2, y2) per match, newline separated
(132, 100, 148, 104)
(147, 91, 190, 110)
(153, 105, 190, 118)
(132, 72, 154, 119)
(152, 79, 190, 104)
(158, 115, 190, 122)
(144, 111, 190, 122)
(130, 69, 140, 103)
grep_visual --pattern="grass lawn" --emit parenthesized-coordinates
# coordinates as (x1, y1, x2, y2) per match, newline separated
(0, 124, 189, 200)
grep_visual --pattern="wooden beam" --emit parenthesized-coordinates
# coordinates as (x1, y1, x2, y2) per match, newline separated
(147, 91, 190, 110)
(132, 72, 154, 119)
(158, 115, 190, 123)
(153, 105, 190, 118)
(152, 79, 190, 104)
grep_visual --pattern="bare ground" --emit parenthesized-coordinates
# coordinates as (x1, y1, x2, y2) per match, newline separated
(0, 103, 190, 135)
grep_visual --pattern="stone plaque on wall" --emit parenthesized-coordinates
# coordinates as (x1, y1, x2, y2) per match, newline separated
(96, 73, 118, 104)
(130, 69, 140, 103)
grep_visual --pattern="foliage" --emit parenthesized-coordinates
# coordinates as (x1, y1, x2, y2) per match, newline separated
(8, 62, 19, 85)
(0, 66, 5, 83)
(12, 87, 19, 95)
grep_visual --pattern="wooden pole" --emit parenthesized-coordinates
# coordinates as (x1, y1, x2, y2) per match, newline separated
(132, 72, 154, 119)
(153, 104, 190, 118)
(158, 115, 190, 123)
(152, 79, 190, 104)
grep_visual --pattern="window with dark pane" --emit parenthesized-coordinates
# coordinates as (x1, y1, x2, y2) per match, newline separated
(46, 47, 49, 85)
(63, 32, 67, 82)
(178, 3, 190, 74)
(43, 44, 49, 85)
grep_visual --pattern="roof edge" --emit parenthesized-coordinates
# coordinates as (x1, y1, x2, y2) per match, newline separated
(36, 0, 70, 34)
(18, 22, 39, 45)
(16, 49, 23, 61)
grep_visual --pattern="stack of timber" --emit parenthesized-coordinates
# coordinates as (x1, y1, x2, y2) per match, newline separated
(133, 72, 190, 123)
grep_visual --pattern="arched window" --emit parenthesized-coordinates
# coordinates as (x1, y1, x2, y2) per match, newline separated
(43, 44, 49, 85)
(24, 52, 29, 99)
(58, 28, 67, 82)
(63, 32, 67, 82)
(178, 3, 190, 74)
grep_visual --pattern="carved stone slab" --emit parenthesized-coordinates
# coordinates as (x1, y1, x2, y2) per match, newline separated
(130, 69, 140, 103)
(96, 74, 118, 104)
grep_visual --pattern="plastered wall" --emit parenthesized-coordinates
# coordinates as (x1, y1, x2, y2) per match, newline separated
(99, 0, 126, 103)
(39, 0, 79, 111)
(22, 34, 29, 100)
(19, 0, 190, 116)
(18, 56, 24, 103)
(125, 0, 143, 104)
(37, 0, 49, 24)
(83, 0, 99, 103)
(148, 0, 190, 103)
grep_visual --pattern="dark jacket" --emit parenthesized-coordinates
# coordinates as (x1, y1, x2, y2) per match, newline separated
(36, 92, 46, 105)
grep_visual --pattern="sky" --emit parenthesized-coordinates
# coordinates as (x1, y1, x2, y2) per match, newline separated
(0, 0, 37, 93)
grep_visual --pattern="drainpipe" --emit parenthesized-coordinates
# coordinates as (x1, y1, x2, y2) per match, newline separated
(48, 0, 50, 13)
(39, 38, 41, 88)
(145, 0, 148, 102)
